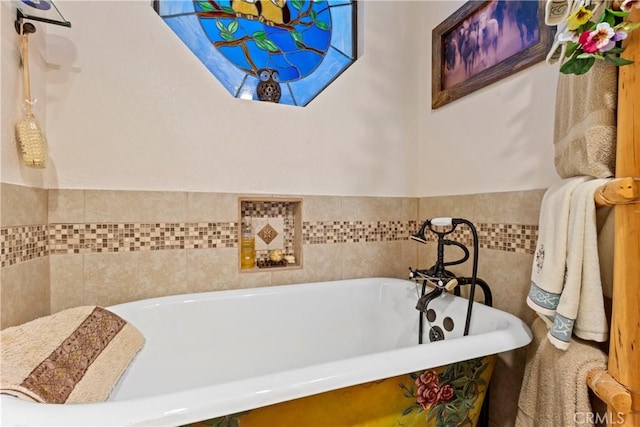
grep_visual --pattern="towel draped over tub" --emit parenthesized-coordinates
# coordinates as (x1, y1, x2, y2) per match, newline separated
(0, 306, 144, 404)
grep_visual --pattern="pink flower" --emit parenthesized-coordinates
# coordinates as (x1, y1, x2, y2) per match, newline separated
(415, 370, 439, 389)
(417, 385, 440, 410)
(579, 22, 616, 53)
(438, 383, 455, 402)
(415, 370, 441, 410)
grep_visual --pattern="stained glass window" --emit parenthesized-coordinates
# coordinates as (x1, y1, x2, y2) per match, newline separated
(154, 0, 357, 107)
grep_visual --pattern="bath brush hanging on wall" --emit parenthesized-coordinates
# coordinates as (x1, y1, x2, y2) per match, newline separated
(12, 1, 71, 168)
(15, 23, 47, 169)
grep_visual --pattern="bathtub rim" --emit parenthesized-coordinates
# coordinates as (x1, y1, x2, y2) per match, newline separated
(0, 277, 533, 426)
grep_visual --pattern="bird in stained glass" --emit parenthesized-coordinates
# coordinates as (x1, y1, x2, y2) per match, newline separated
(231, 0, 262, 20)
(259, 0, 290, 26)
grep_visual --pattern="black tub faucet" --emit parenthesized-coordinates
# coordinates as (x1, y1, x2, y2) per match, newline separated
(410, 217, 481, 337)
(410, 269, 459, 311)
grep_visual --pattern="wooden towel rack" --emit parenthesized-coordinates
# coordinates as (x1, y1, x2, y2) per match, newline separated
(587, 7, 640, 425)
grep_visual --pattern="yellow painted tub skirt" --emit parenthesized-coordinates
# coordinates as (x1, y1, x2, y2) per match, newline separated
(186, 355, 495, 427)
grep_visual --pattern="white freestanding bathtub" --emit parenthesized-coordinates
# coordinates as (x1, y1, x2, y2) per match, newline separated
(0, 277, 531, 426)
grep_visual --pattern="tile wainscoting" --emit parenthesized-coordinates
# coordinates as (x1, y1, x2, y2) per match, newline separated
(1, 184, 545, 427)
(1, 185, 545, 324)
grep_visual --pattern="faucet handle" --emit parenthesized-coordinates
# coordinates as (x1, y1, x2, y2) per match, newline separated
(431, 217, 453, 227)
(444, 278, 459, 291)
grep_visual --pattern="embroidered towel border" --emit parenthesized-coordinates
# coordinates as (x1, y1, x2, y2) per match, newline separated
(0, 306, 144, 404)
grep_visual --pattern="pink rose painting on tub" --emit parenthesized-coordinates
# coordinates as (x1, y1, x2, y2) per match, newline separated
(400, 357, 490, 427)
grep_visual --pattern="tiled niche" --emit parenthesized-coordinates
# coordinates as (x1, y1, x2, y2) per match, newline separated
(239, 197, 302, 271)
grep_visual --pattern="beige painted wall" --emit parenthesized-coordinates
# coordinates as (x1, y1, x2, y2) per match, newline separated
(1, 1, 560, 197)
(417, 1, 560, 197)
(2, 1, 423, 196)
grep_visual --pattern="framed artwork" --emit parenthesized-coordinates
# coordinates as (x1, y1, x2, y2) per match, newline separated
(431, 0, 554, 109)
(153, 0, 357, 107)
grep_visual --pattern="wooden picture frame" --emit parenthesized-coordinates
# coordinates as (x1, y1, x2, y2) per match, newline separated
(432, 0, 554, 109)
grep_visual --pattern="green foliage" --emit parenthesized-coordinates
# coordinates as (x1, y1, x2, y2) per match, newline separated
(216, 19, 238, 41)
(255, 38, 278, 52)
(561, 53, 596, 74)
(605, 55, 634, 66)
(198, 1, 215, 12)
(252, 30, 278, 52)
(290, 30, 303, 43)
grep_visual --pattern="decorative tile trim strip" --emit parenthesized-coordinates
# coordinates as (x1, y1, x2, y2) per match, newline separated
(0, 225, 49, 268)
(302, 221, 538, 255)
(241, 201, 293, 217)
(417, 223, 539, 254)
(48, 223, 238, 255)
(0, 221, 539, 267)
(302, 221, 419, 244)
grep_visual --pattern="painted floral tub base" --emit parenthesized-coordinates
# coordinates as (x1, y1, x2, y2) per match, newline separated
(187, 355, 495, 427)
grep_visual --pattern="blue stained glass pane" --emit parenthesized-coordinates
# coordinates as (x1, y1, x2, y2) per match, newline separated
(164, 15, 245, 94)
(284, 49, 323, 78)
(329, 5, 354, 59)
(265, 55, 301, 81)
(298, 23, 331, 53)
(155, 0, 356, 106)
(237, 75, 258, 100)
(268, 30, 300, 54)
(157, 1, 194, 16)
(289, 46, 351, 106)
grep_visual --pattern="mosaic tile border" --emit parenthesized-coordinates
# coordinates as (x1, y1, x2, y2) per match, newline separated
(422, 223, 539, 254)
(0, 221, 539, 267)
(302, 221, 419, 244)
(1, 225, 49, 267)
(48, 223, 238, 255)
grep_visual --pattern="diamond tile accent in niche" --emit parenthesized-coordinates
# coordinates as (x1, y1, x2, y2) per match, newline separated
(257, 223, 278, 246)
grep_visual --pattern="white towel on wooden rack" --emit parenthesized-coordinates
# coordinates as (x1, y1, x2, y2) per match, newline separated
(528, 177, 591, 317)
(528, 177, 610, 350)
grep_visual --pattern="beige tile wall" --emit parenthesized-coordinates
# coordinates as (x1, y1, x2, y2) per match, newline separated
(418, 189, 546, 427)
(0, 184, 546, 426)
(0, 184, 50, 329)
(0, 189, 422, 317)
